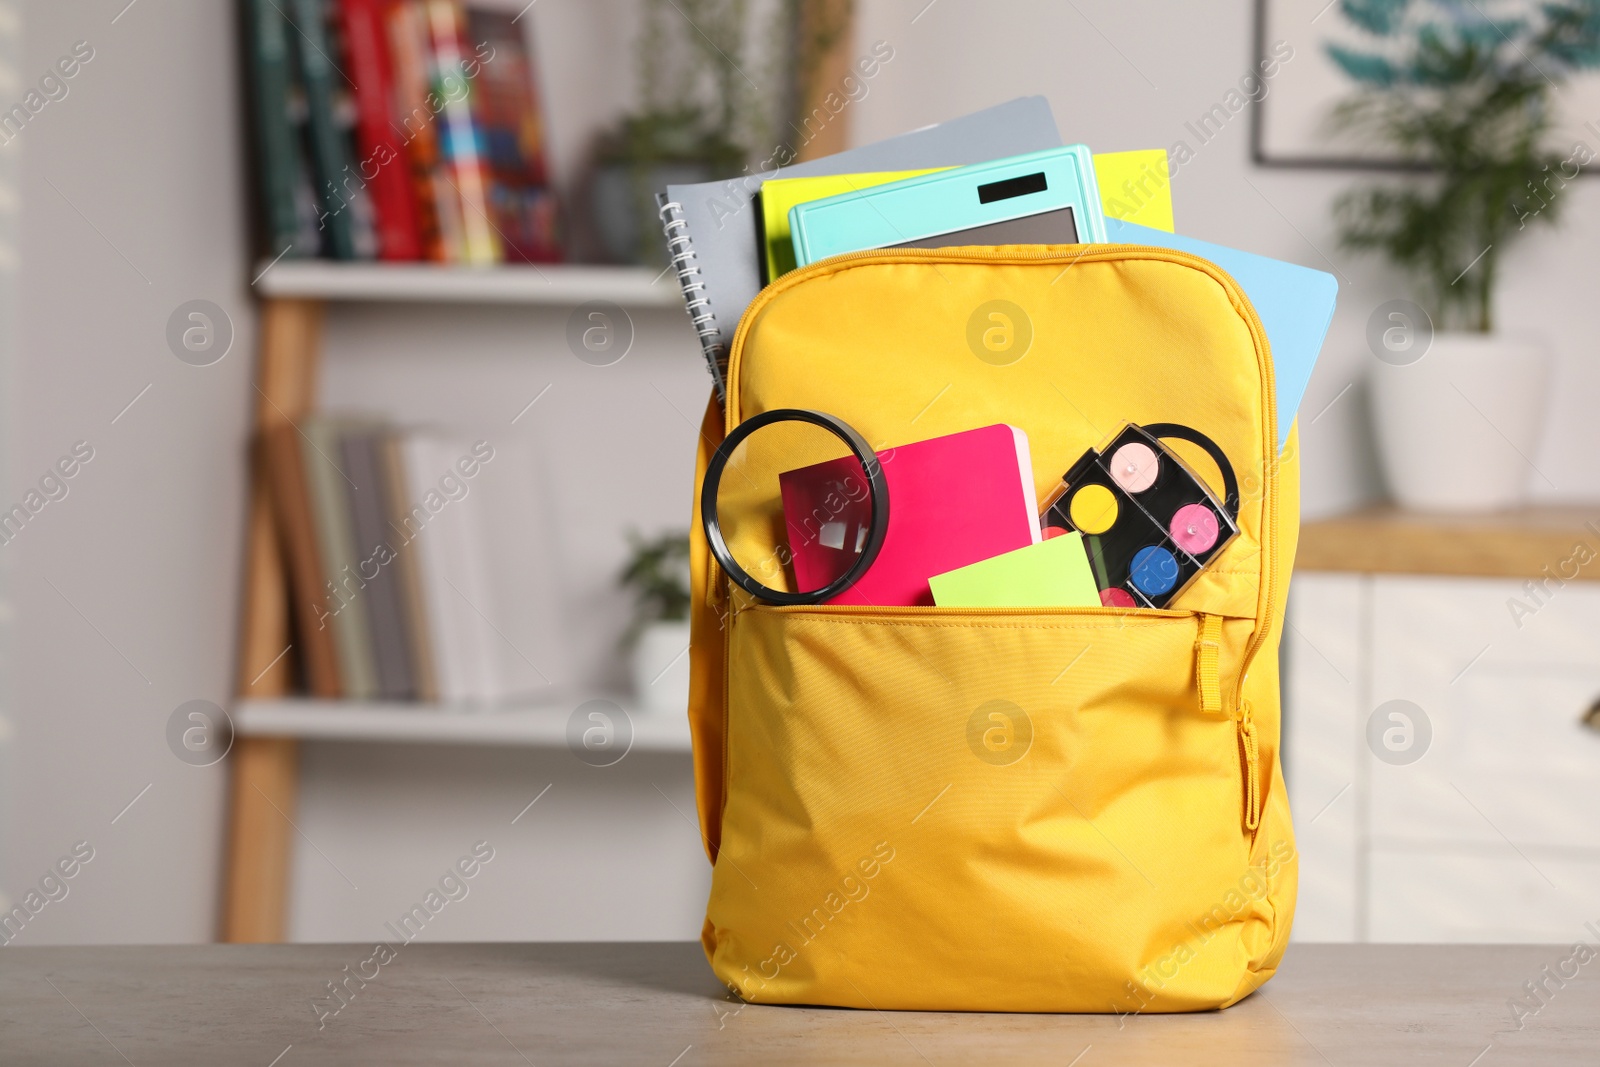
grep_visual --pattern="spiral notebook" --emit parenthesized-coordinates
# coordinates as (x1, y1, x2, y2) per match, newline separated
(658, 98, 1062, 400)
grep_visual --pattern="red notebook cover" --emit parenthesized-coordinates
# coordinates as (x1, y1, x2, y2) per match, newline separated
(338, 0, 422, 260)
(779, 424, 1040, 607)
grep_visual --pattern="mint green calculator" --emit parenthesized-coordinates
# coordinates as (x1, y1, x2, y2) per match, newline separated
(787, 145, 1107, 268)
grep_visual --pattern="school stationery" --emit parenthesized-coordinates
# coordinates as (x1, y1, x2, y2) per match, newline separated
(888, 209, 1082, 250)
(1104, 218, 1337, 449)
(1093, 148, 1174, 232)
(660, 97, 1062, 399)
(779, 423, 1040, 607)
(788, 145, 1107, 268)
(701, 409, 889, 606)
(928, 530, 1100, 608)
(758, 149, 1175, 283)
(759, 168, 943, 284)
(1040, 423, 1240, 610)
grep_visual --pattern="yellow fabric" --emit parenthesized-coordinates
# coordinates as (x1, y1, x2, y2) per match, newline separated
(687, 244, 1298, 1012)
(1197, 612, 1223, 716)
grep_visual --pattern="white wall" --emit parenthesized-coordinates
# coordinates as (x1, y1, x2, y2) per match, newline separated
(4, 0, 254, 942)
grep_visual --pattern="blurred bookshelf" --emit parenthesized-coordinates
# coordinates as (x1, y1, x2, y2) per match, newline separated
(235, 698, 692, 750)
(252, 260, 679, 306)
(224, 0, 853, 945)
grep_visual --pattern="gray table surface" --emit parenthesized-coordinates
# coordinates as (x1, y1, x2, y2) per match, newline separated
(1, 941, 1594, 1065)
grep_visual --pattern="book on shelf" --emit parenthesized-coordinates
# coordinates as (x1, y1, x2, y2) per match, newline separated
(290, 0, 380, 260)
(301, 417, 381, 699)
(384, 0, 457, 261)
(263, 422, 342, 697)
(243, 0, 562, 265)
(377, 432, 439, 700)
(341, 428, 416, 700)
(467, 7, 561, 264)
(422, 0, 500, 264)
(337, 0, 424, 260)
(244, 0, 323, 259)
(264, 416, 566, 706)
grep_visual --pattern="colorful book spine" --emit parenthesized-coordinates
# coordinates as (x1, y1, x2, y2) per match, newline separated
(337, 0, 423, 260)
(423, 0, 500, 264)
(466, 7, 561, 263)
(385, 0, 454, 261)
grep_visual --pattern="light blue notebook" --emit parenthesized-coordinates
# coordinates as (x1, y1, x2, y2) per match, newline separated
(1106, 218, 1337, 451)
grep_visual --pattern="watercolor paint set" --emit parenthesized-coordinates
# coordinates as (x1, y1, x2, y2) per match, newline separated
(1041, 423, 1240, 609)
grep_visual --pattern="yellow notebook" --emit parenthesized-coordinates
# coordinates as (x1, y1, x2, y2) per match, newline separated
(1093, 148, 1174, 232)
(760, 169, 945, 282)
(760, 149, 1173, 282)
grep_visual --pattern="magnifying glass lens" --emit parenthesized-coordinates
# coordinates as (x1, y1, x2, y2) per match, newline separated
(713, 416, 875, 600)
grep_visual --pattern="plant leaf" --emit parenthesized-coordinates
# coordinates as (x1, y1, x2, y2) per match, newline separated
(1327, 43, 1401, 85)
(1340, 0, 1413, 35)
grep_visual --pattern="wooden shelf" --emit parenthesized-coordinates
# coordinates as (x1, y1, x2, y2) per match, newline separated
(233, 698, 693, 751)
(1298, 505, 1600, 580)
(251, 261, 681, 307)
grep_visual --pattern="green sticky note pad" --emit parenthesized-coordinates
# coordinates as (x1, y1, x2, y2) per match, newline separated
(929, 532, 1102, 608)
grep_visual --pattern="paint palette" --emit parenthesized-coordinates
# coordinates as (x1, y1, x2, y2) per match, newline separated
(1040, 423, 1240, 609)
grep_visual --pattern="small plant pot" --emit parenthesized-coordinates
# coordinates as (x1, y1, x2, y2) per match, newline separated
(590, 163, 710, 266)
(630, 619, 691, 715)
(1370, 331, 1551, 511)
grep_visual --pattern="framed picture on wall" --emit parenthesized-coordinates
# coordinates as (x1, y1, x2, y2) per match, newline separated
(1252, 0, 1600, 171)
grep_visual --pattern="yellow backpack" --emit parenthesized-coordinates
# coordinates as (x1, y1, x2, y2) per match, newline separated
(686, 244, 1299, 1013)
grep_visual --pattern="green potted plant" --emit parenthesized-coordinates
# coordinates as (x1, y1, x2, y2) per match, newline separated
(618, 529, 692, 714)
(590, 0, 778, 265)
(1326, 0, 1600, 509)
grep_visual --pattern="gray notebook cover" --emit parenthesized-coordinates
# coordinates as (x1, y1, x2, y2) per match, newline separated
(663, 97, 1062, 396)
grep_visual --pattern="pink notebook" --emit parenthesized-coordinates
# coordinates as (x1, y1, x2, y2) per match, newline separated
(779, 424, 1040, 606)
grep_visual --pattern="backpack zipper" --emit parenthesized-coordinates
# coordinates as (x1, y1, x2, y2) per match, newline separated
(1238, 700, 1262, 832)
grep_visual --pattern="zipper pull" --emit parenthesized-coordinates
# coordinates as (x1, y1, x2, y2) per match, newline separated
(1238, 700, 1261, 832)
(1196, 613, 1222, 715)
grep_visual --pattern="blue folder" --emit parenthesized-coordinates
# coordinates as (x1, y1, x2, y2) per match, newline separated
(1106, 218, 1338, 451)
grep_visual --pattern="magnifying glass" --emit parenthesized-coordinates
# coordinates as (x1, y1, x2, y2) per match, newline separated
(701, 409, 890, 605)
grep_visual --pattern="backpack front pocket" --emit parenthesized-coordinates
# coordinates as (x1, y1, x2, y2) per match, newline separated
(706, 605, 1285, 1013)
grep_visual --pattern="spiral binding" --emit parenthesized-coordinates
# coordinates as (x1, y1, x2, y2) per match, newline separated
(658, 197, 727, 402)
